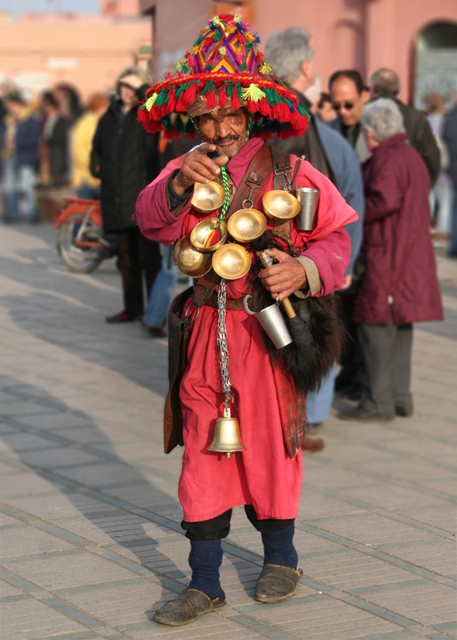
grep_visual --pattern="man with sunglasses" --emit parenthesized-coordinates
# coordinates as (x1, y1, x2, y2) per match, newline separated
(329, 70, 371, 164)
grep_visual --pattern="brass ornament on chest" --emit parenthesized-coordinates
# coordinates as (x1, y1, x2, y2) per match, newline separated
(190, 218, 228, 252)
(191, 181, 225, 213)
(262, 190, 301, 220)
(212, 243, 252, 280)
(227, 208, 267, 243)
(173, 234, 213, 278)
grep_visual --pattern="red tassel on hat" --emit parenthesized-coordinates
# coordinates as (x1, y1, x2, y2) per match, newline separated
(168, 89, 176, 112)
(259, 97, 271, 117)
(218, 84, 227, 108)
(206, 87, 217, 110)
(231, 91, 240, 110)
(176, 83, 198, 112)
(273, 102, 290, 121)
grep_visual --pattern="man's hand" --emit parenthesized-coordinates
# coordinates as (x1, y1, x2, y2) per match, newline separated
(258, 248, 307, 302)
(338, 274, 353, 291)
(172, 144, 229, 196)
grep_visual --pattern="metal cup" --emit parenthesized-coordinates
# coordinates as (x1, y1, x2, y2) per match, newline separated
(243, 295, 293, 350)
(294, 188, 320, 231)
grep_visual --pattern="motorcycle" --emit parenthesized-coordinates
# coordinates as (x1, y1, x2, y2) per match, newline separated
(55, 197, 117, 274)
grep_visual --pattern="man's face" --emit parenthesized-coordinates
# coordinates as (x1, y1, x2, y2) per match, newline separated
(330, 77, 364, 126)
(119, 83, 138, 110)
(196, 108, 248, 158)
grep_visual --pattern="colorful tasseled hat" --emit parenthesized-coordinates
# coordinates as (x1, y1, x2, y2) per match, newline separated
(138, 14, 311, 140)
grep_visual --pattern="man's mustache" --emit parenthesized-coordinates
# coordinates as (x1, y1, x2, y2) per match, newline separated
(213, 134, 239, 144)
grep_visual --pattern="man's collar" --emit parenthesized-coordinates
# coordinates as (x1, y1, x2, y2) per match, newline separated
(225, 138, 264, 187)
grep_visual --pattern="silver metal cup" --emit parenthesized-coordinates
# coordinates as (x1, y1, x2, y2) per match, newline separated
(294, 188, 320, 231)
(243, 295, 293, 349)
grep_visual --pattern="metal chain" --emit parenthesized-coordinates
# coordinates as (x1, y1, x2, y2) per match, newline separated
(217, 278, 232, 399)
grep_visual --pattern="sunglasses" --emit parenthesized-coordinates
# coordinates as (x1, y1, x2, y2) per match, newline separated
(332, 102, 355, 111)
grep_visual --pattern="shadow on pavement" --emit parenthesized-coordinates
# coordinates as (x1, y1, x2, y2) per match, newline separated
(0, 374, 188, 615)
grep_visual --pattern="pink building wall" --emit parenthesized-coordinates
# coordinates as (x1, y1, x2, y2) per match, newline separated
(0, 1, 151, 100)
(141, 0, 457, 105)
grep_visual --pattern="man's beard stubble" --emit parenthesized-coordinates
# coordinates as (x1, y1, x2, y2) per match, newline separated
(212, 133, 246, 158)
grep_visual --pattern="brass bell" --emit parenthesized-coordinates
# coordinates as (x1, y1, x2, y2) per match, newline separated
(262, 190, 301, 220)
(207, 407, 247, 458)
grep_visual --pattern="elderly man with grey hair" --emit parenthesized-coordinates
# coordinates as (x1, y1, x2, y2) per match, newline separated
(340, 98, 443, 422)
(369, 68, 440, 185)
(361, 98, 406, 145)
(265, 27, 365, 434)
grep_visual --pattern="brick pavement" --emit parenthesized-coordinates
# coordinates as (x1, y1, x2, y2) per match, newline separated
(0, 222, 456, 640)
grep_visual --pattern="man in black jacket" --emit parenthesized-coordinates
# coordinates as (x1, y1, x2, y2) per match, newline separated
(369, 68, 440, 186)
(90, 67, 161, 323)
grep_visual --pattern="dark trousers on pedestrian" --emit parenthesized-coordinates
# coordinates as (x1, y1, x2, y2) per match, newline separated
(358, 323, 413, 416)
(182, 505, 294, 540)
(116, 227, 161, 316)
(336, 294, 367, 389)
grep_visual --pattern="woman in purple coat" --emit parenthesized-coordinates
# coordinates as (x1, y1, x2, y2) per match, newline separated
(342, 99, 443, 422)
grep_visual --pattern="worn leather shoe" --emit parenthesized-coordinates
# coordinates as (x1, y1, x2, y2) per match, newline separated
(153, 589, 225, 626)
(339, 406, 394, 422)
(301, 436, 325, 452)
(105, 311, 143, 323)
(255, 564, 303, 603)
(396, 405, 413, 417)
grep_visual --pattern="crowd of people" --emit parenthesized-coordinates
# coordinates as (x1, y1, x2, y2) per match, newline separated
(0, 14, 453, 626)
(0, 81, 106, 222)
(0, 33, 455, 439)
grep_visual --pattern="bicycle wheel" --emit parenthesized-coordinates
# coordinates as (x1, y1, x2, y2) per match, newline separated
(56, 212, 105, 274)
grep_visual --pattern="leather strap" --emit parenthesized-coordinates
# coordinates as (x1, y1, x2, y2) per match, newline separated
(203, 290, 260, 311)
(270, 147, 299, 255)
(193, 144, 273, 308)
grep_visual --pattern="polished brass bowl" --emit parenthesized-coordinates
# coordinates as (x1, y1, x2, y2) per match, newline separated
(262, 190, 301, 220)
(227, 209, 267, 243)
(190, 218, 227, 253)
(191, 181, 225, 213)
(212, 243, 252, 280)
(173, 234, 213, 278)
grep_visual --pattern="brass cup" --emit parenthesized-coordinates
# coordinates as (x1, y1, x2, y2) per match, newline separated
(190, 218, 227, 253)
(173, 234, 213, 278)
(212, 243, 252, 280)
(191, 181, 225, 213)
(227, 209, 267, 243)
(262, 190, 301, 220)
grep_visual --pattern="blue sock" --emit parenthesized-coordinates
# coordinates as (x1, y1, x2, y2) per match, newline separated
(261, 523, 298, 569)
(188, 539, 225, 600)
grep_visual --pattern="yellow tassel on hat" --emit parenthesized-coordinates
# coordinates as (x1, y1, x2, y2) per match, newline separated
(241, 84, 266, 103)
(144, 93, 158, 111)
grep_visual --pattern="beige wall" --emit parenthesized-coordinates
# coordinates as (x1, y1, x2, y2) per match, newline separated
(0, 14, 151, 101)
(140, 0, 209, 81)
(141, 0, 457, 104)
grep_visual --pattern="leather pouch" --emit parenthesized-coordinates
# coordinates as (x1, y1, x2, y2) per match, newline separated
(163, 286, 193, 453)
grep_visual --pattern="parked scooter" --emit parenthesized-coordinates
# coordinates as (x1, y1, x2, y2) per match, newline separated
(55, 197, 117, 274)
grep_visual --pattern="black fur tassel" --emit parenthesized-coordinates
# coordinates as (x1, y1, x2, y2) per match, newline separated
(249, 232, 346, 396)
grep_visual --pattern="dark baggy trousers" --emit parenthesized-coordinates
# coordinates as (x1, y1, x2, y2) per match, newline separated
(337, 294, 367, 388)
(182, 505, 294, 540)
(358, 323, 413, 415)
(116, 227, 161, 316)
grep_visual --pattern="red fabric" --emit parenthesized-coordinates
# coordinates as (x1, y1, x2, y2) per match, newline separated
(353, 134, 443, 325)
(135, 139, 357, 522)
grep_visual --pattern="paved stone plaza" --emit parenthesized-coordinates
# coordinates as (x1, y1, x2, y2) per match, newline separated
(0, 223, 456, 640)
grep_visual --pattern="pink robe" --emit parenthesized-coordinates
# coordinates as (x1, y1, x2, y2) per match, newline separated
(135, 138, 357, 522)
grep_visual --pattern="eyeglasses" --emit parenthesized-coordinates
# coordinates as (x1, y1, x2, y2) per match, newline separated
(332, 102, 355, 112)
